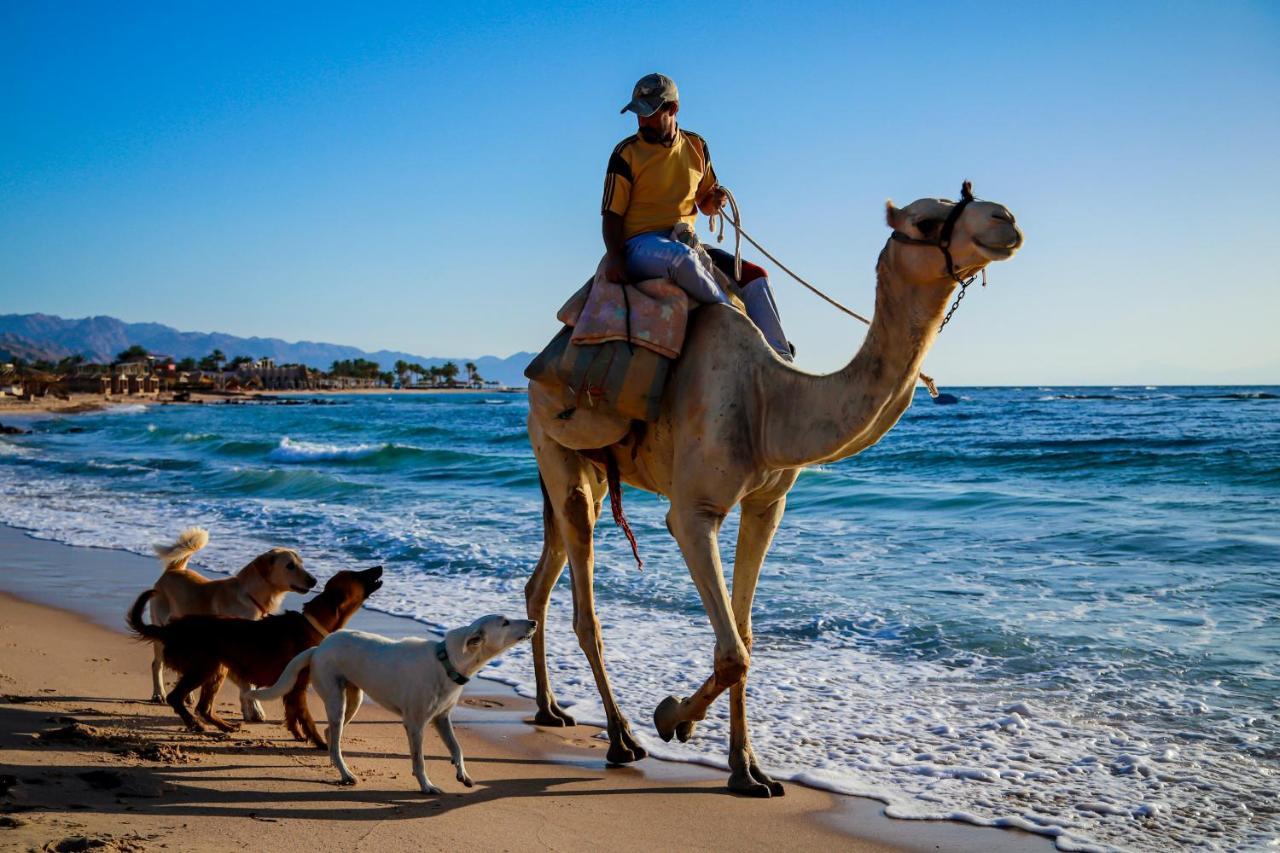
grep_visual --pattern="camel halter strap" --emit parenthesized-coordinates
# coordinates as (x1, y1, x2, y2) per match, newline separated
(889, 180, 986, 334)
(709, 182, 986, 398)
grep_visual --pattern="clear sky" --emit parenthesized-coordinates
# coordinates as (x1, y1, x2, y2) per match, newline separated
(2, 1, 1278, 384)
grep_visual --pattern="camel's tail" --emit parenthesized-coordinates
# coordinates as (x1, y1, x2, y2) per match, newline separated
(246, 648, 316, 702)
(127, 589, 165, 642)
(605, 451, 643, 571)
(539, 474, 554, 531)
(154, 527, 209, 573)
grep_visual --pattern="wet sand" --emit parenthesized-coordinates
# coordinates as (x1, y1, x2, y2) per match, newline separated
(0, 526, 1049, 852)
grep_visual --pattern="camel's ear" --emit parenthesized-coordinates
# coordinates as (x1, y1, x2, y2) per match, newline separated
(885, 200, 907, 231)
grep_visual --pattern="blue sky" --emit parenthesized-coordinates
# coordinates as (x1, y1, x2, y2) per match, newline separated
(2, 1, 1278, 383)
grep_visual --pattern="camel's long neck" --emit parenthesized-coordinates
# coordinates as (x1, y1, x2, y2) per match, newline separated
(763, 252, 953, 469)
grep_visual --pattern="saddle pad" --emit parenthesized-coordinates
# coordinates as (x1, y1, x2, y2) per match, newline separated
(557, 259, 694, 360)
(525, 325, 671, 423)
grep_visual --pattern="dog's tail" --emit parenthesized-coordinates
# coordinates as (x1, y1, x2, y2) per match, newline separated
(246, 648, 316, 702)
(154, 527, 209, 573)
(127, 589, 165, 641)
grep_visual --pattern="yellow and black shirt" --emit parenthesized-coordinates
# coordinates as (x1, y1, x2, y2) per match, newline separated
(601, 129, 717, 240)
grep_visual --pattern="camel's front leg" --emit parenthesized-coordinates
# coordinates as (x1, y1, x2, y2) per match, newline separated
(726, 494, 789, 797)
(653, 504, 751, 749)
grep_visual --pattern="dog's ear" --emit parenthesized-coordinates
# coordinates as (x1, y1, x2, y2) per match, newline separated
(246, 553, 271, 577)
(465, 629, 484, 651)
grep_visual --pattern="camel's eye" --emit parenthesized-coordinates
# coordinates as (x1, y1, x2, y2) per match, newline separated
(915, 218, 942, 238)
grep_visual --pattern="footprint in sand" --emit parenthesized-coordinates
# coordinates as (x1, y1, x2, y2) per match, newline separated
(461, 697, 503, 709)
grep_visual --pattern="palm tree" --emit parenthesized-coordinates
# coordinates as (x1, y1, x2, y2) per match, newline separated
(116, 344, 149, 364)
(198, 349, 225, 372)
(441, 361, 460, 387)
(55, 354, 86, 375)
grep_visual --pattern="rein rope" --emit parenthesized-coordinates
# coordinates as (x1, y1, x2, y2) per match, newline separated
(707, 182, 987, 398)
(709, 187, 872, 326)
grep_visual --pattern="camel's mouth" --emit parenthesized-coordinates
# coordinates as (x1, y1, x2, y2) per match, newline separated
(972, 236, 1021, 260)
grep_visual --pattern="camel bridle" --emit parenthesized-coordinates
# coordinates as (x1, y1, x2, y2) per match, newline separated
(889, 180, 984, 333)
(707, 179, 992, 394)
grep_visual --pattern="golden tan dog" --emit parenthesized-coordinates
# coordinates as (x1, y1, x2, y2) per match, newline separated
(146, 527, 317, 720)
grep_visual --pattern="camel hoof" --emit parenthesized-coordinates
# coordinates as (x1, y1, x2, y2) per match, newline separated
(653, 695, 683, 743)
(749, 763, 785, 797)
(675, 719, 696, 743)
(533, 706, 576, 727)
(605, 722, 648, 765)
(149, 695, 165, 705)
(606, 742, 640, 765)
(727, 770, 774, 798)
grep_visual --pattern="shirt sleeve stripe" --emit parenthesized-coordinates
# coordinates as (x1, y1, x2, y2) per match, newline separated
(607, 149, 634, 183)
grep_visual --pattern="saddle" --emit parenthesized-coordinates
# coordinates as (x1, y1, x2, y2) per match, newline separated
(525, 233, 741, 431)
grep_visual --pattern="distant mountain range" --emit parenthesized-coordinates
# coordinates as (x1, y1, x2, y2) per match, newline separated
(0, 313, 535, 387)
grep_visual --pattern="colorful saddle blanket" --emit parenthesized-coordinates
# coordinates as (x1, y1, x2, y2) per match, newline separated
(527, 249, 739, 425)
(556, 258, 694, 360)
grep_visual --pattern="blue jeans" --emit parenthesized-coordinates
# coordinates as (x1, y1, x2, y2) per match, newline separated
(624, 232, 791, 360)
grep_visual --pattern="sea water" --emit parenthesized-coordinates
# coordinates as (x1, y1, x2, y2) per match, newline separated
(0, 387, 1276, 852)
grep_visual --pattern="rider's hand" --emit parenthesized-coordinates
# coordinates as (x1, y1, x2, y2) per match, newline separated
(701, 187, 727, 216)
(604, 252, 629, 284)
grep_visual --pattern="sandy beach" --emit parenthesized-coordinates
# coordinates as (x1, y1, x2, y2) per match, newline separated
(0, 527, 1047, 852)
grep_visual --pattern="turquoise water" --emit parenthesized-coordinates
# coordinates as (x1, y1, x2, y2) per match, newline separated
(1, 387, 1276, 851)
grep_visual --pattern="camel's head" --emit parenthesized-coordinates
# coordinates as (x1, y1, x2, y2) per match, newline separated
(884, 182, 1022, 284)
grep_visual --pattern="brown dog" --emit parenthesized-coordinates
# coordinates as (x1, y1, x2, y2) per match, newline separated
(128, 566, 382, 735)
(147, 527, 318, 722)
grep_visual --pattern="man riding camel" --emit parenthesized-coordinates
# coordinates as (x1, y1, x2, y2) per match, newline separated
(602, 73, 793, 361)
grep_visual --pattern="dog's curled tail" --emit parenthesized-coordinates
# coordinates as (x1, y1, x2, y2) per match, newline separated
(154, 526, 209, 572)
(246, 648, 316, 702)
(127, 589, 164, 641)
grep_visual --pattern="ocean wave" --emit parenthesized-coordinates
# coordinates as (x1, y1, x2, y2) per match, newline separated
(268, 436, 390, 463)
(1202, 391, 1278, 400)
(203, 466, 367, 499)
(212, 438, 279, 457)
(265, 437, 512, 473)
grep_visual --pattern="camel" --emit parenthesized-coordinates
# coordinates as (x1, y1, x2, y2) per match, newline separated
(524, 184, 1023, 796)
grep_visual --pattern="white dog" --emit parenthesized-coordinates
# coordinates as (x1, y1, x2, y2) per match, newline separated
(249, 614, 536, 794)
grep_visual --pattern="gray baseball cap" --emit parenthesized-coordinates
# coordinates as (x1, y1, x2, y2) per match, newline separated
(620, 73, 679, 118)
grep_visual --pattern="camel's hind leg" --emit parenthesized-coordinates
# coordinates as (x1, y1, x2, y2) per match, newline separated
(524, 476, 575, 727)
(532, 430, 647, 765)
